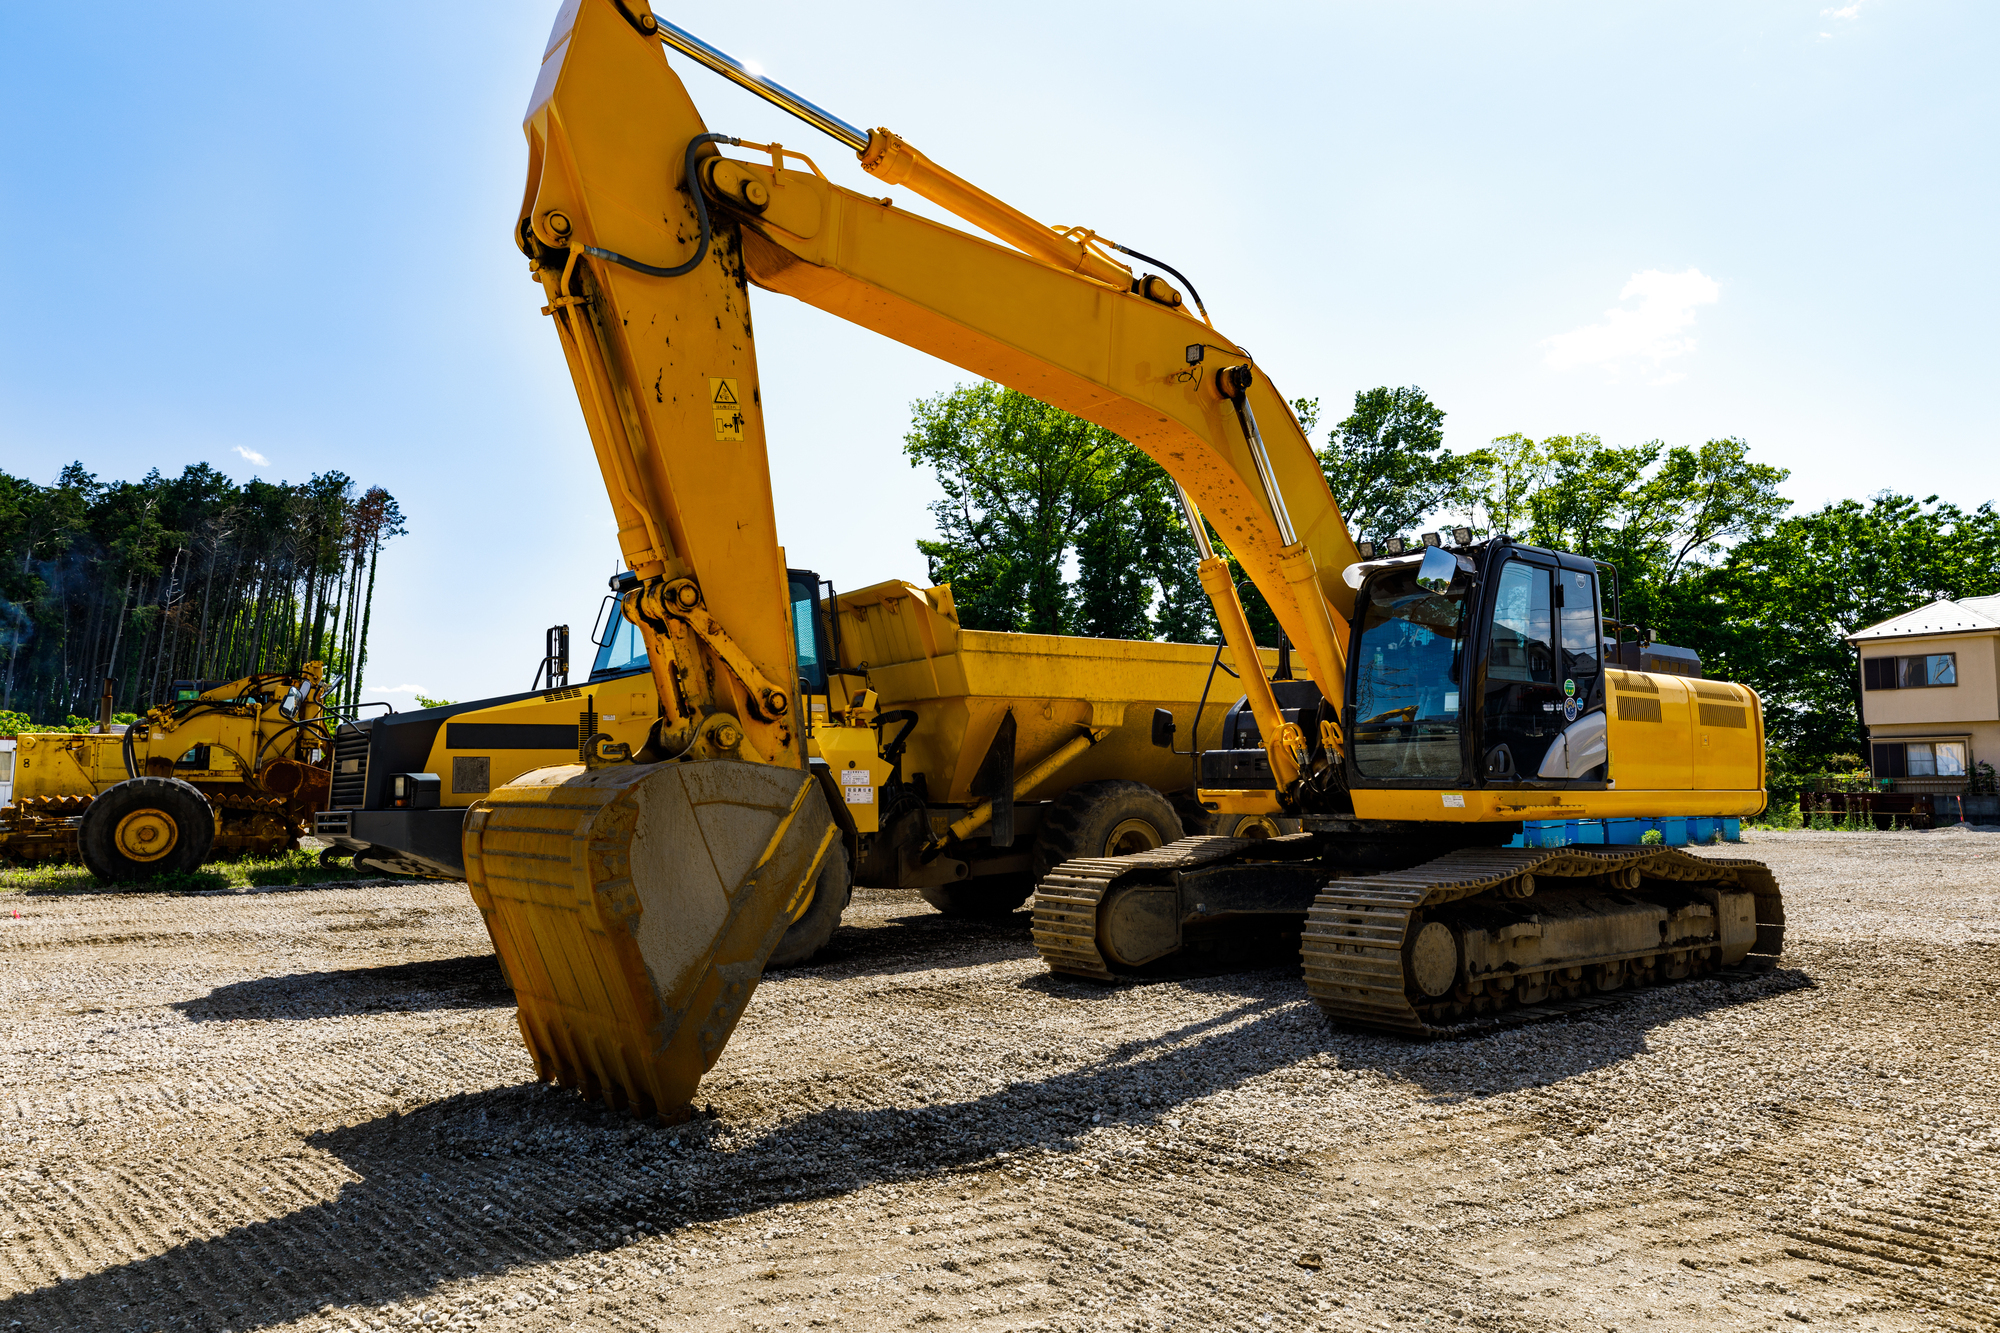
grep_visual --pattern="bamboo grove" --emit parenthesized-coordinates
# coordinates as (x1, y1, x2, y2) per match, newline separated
(0, 462, 405, 725)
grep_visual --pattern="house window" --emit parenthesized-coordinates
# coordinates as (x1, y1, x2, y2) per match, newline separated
(1872, 740, 1969, 780)
(1862, 652, 1957, 690)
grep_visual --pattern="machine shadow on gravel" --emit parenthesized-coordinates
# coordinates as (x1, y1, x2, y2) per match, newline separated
(775, 908, 1037, 979)
(173, 954, 513, 1022)
(0, 966, 1807, 1331)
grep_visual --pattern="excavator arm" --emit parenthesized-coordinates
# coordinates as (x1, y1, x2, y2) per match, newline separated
(473, 0, 1367, 1120)
(519, 0, 1362, 791)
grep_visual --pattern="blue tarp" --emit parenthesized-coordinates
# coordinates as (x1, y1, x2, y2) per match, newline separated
(1506, 816, 1741, 848)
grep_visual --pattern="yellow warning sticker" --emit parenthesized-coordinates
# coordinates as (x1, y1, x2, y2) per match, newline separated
(710, 377, 744, 441)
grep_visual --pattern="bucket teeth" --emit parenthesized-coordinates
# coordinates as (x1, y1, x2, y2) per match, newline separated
(465, 758, 838, 1121)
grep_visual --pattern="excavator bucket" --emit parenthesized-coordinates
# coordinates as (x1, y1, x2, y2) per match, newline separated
(463, 759, 838, 1121)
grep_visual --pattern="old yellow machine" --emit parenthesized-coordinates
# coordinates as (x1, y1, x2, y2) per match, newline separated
(0, 666, 332, 880)
(472, 0, 1781, 1119)
(317, 564, 1292, 965)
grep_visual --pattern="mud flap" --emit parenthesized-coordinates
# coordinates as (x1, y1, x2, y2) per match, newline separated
(463, 759, 838, 1121)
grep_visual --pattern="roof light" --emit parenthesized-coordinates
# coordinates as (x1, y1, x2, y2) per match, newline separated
(1453, 526, 1473, 546)
(1421, 532, 1442, 547)
(1384, 536, 1407, 556)
(1356, 540, 1376, 560)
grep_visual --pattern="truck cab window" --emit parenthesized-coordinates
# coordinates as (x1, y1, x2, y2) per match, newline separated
(1349, 564, 1468, 781)
(589, 601, 648, 680)
(788, 572, 829, 694)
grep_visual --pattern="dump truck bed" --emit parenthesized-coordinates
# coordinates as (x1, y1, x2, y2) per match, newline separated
(829, 580, 1289, 805)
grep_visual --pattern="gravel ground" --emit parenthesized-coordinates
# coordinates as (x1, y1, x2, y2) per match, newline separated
(1, 829, 1996, 1333)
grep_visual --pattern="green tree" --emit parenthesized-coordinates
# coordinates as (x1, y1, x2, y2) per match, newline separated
(905, 383, 1221, 643)
(1461, 432, 1789, 631)
(906, 384, 1123, 634)
(1660, 494, 2000, 767)
(1316, 386, 1477, 543)
(0, 461, 404, 719)
(1073, 449, 1215, 641)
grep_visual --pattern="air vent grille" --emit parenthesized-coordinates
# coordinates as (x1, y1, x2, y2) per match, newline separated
(330, 723, 371, 810)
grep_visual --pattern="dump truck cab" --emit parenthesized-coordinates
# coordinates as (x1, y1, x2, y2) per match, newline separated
(315, 576, 662, 878)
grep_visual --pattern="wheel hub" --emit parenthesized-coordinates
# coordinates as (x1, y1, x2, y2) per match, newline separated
(113, 808, 179, 862)
(1102, 817, 1163, 858)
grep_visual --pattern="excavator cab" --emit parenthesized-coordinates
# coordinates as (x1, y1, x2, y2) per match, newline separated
(1342, 537, 1609, 790)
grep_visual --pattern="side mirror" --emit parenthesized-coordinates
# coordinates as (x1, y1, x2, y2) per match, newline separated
(1416, 544, 1459, 595)
(1150, 708, 1177, 750)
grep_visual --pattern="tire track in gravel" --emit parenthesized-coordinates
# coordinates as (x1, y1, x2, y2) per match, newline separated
(2, 833, 1996, 1331)
(1657, 924, 2000, 1332)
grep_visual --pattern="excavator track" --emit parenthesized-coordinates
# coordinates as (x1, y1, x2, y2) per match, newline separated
(1034, 839, 1784, 1038)
(1031, 836, 1257, 980)
(1302, 845, 1784, 1038)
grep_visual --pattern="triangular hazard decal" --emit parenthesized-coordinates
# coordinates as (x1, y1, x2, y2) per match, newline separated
(712, 381, 738, 406)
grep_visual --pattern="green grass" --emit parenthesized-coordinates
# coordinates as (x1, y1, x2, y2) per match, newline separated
(0, 847, 402, 895)
(1745, 797, 1804, 831)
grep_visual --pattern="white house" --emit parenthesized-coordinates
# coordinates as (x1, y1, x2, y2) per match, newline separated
(1847, 594, 2000, 791)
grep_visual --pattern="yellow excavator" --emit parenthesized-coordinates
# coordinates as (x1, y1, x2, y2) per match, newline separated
(472, 0, 1781, 1120)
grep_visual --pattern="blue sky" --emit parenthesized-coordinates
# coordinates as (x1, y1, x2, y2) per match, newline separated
(3, 1, 1992, 703)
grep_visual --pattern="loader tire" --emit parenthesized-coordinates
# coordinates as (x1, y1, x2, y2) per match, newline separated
(1032, 780, 1184, 879)
(917, 874, 1036, 919)
(766, 842, 852, 970)
(1169, 792, 1300, 841)
(78, 777, 215, 884)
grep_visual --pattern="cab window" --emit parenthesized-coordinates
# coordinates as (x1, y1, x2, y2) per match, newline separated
(1349, 564, 1469, 780)
(1559, 568, 1601, 675)
(788, 573, 829, 693)
(1480, 559, 1601, 779)
(589, 599, 648, 680)
(1488, 561, 1552, 685)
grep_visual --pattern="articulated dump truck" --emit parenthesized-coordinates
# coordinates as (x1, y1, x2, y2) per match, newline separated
(318, 567, 1298, 965)
(425, 0, 1782, 1121)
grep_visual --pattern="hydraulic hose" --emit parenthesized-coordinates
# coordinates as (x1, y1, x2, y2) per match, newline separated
(581, 132, 741, 278)
(1108, 242, 1210, 322)
(1187, 641, 1242, 793)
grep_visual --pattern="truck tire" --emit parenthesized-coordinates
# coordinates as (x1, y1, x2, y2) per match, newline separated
(1217, 813, 1302, 840)
(1032, 780, 1185, 878)
(1167, 794, 1298, 840)
(77, 777, 215, 884)
(767, 842, 851, 970)
(917, 874, 1035, 919)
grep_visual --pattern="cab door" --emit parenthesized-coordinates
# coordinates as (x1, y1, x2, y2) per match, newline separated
(1477, 556, 1605, 782)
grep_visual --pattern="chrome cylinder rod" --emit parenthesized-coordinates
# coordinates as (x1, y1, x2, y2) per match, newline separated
(1234, 398, 1299, 548)
(1174, 483, 1217, 561)
(653, 16, 870, 152)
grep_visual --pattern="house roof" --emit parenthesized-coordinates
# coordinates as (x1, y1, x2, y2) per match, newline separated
(1848, 596, 2000, 644)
